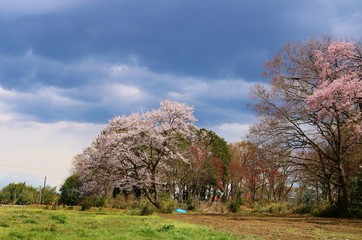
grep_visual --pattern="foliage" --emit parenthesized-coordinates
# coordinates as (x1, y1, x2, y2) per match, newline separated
(228, 201, 241, 213)
(291, 204, 313, 215)
(125, 196, 178, 215)
(186, 196, 196, 210)
(187, 128, 231, 202)
(107, 195, 138, 209)
(140, 201, 156, 216)
(228, 189, 244, 213)
(0, 182, 38, 205)
(0, 182, 59, 206)
(295, 188, 319, 205)
(59, 174, 81, 206)
(80, 195, 107, 211)
(262, 202, 289, 215)
(80, 199, 93, 211)
(158, 198, 178, 214)
(311, 204, 343, 218)
(125, 199, 156, 216)
(348, 168, 362, 217)
(290, 201, 354, 218)
(40, 186, 58, 205)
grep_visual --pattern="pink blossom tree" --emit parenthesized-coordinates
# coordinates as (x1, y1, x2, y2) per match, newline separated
(250, 38, 362, 209)
(305, 41, 362, 208)
(75, 100, 196, 208)
(306, 41, 362, 140)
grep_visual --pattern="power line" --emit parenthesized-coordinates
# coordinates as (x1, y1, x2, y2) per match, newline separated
(1, 175, 45, 180)
(0, 163, 69, 172)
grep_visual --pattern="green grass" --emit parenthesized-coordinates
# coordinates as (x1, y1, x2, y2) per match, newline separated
(0, 206, 255, 240)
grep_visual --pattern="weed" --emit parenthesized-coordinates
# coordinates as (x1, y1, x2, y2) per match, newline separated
(49, 214, 67, 224)
(137, 226, 157, 237)
(49, 224, 58, 232)
(0, 221, 10, 227)
(158, 224, 175, 232)
(85, 221, 98, 229)
(8, 231, 26, 240)
(23, 219, 38, 224)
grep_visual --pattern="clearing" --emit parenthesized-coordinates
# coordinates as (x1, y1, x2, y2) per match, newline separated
(163, 213, 362, 240)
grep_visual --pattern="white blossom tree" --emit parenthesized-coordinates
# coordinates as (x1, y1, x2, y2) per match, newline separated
(75, 100, 196, 208)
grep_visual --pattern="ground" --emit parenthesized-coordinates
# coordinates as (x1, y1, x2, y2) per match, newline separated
(162, 213, 362, 240)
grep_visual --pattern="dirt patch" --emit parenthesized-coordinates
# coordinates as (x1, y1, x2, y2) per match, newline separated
(161, 213, 362, 240)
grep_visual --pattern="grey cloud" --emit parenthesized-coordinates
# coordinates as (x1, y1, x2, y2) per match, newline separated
(0, 0, 361, 131)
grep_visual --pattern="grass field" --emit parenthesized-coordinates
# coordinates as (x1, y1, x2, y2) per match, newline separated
(1, 206, 362, 240)
(0, 206, 258, 240)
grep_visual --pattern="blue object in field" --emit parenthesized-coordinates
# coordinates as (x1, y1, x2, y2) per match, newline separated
(175, 208, 187, 213)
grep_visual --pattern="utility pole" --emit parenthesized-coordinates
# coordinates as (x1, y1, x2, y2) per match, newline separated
(39, 176, 47, 204)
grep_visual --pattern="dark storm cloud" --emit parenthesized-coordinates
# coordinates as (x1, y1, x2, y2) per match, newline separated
(0, 0, 361, 128)
(1, 0, 344, 83)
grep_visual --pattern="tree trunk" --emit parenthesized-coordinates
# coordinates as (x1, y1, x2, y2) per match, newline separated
(337, 163, 350, 209)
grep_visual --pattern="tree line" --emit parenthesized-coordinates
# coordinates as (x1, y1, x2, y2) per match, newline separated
(67, 38, 361, 215)
(0, 182, 58, 205)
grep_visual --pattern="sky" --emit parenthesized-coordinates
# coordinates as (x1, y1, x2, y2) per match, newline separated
(1, 0, 361, 189)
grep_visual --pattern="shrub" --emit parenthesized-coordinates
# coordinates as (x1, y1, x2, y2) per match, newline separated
(59, 174, 81, 206)
(140, 201, 155, 216)
(158, 198, 177, 213)
(348, 168, 362, 218)
(0, 182, 38, 205)
(264, 203, 289, 214)
(125, 199, 155, 215)
(80, 196, 106, 211)
(228, 189, 244, 213)
(251, 201, 290, 215)
(312, 204, 343, 218)
(108, 195, 127, 209)
(186, 197, 195, 211)
(292, 202, 348, 218)
(291, 204, 313, 214)
(228, 200, 241, 213)
(80, 200, 92, 211)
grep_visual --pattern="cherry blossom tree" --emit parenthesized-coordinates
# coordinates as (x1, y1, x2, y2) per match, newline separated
(306, 41, 362, 140)
(250, 38, 362, 209)
(75, 100, 196, 208)
(305, 41, 362, 207)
